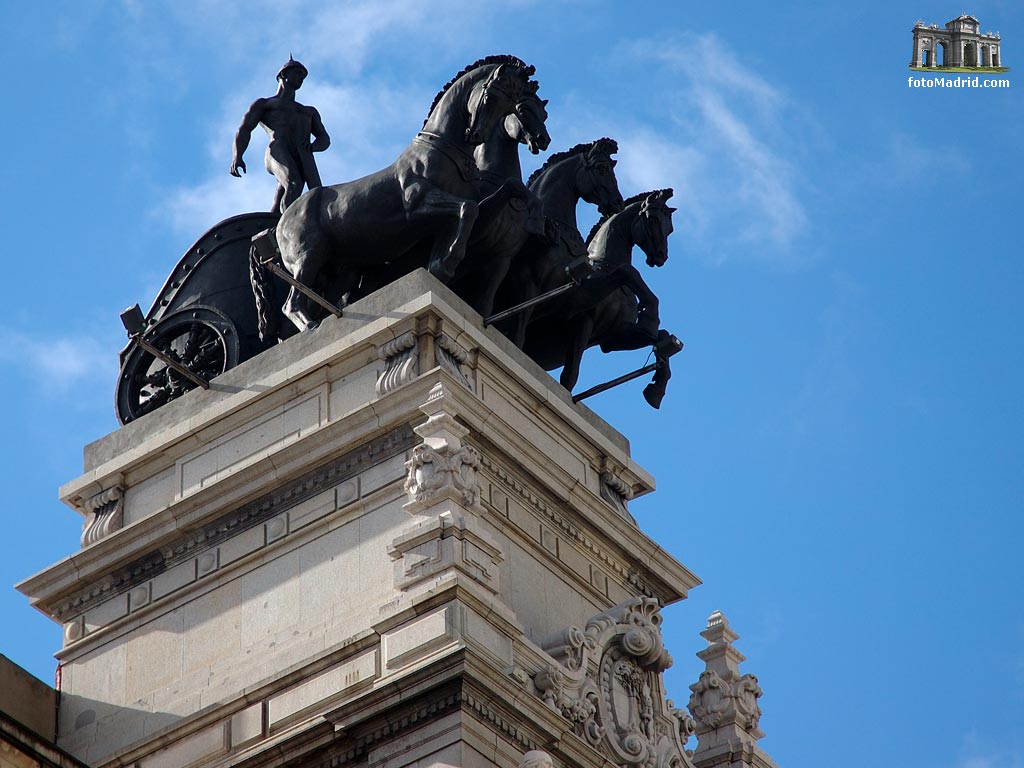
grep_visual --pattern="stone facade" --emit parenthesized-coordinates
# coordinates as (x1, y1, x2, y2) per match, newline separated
(910, 14, 1002, 68)
(16, 272, 780, 768)
(0, 655, 89, 768)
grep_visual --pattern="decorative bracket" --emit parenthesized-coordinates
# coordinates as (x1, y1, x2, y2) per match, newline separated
(599, 470, 636, 522)
(80, 486, 124, 547)
(377, 332, 419, 396)
(435, 333, 474, 391)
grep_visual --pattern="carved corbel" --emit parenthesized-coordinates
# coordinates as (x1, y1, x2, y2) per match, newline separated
(377, 331, 419, 395)
(435, 333, 474, 391)
(80, 486, 124, 547)
(599, 470, 635, 520)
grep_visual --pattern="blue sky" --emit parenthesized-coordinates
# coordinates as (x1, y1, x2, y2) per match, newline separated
(1, 3, 1021, 767)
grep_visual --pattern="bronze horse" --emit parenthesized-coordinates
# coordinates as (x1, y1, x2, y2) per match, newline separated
(448, 83, 551, 317)
(523, 189, 678, 406)
(254, 56, 538, 334)
(493, 138, 625, 348)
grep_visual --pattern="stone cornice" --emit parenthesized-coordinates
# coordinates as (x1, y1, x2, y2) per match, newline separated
(73, 271, 639, 488)
(477, 451, 700, 604)
(23, 423, 417, 626)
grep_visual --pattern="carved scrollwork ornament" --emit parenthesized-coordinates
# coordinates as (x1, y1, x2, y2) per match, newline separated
(403, 442, 481, 506)
(687, 669, 763, 736)
(377, 332, 419, 395)
(534, 598, 693, 768)
(435, 333, 473, 390)
(80, 486, 124, 547)
(518, 751, 554, 768)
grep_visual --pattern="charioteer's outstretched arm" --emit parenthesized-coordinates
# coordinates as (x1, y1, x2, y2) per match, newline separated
(230, 98, 267, 176)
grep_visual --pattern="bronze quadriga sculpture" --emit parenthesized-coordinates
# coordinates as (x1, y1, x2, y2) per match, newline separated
(115, 55, 683, 424)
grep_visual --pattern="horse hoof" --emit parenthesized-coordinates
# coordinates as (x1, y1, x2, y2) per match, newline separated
(643, 384, 665, 409)
(304, 320, 320, 332)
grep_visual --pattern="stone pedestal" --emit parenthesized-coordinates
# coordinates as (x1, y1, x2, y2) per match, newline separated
(18, 271, 702, 768)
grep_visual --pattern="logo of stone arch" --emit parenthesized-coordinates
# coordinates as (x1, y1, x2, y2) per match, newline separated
(910, 14, 1008, 71)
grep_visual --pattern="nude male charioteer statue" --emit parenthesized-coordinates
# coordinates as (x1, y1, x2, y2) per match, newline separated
(230, 56, 331, 213)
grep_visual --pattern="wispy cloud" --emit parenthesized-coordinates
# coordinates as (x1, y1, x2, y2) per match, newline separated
(862, 130, 972, 189)
(165, 77, 426, 234)
(954, 736, 1024, 768)
(0, 329, 113, 392)
(151, 0, 514, 236)
(603, 33, 813, 264)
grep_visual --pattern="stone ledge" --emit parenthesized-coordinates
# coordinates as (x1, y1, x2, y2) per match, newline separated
(83, 270, 629, 474)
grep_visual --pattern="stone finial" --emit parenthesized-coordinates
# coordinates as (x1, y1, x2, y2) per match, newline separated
(687, 611, 768, 760)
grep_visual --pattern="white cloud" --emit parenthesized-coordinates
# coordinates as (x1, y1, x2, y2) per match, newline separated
(597, 33, 813, 264)
(164, 76, 426, 235)
(0, 329, 113, 392)
(148, 13, 807, 266)
(155, 1, 510, 236)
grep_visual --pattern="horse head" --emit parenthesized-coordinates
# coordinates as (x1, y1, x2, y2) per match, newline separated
(466, 62, 534, 145)
(634, 189, 676, 268)
(578, 138, 624, 216)
(504, 80, 550, 154)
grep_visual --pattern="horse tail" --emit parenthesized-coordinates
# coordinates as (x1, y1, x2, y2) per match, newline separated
(249, 227, 281, 343)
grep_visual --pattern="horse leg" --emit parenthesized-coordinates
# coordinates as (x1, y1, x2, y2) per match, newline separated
(280, 246, 329, 332)
(473, 232, 525, 317)
(560, 314, 594, 392)
(643, 331, 675, 409)
(405, 183, 479, 282)
(615, 265, 661, 338)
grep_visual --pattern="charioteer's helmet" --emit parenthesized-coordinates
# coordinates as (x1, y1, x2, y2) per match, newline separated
(277, 55, 309, 81)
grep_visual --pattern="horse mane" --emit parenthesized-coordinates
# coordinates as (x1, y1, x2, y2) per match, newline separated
(424, 55, 529, 125)
(585, 188, 673, 245)
(526, 137, 617, 187)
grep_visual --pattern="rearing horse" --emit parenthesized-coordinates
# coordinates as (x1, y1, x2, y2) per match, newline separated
(448, 82, 551, 317)
(523, 189, 678, 406)
(493, 138, 625, 347)
(259, 56, 537, 333)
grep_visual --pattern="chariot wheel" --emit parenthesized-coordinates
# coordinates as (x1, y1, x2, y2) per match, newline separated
(116, 306, 240, 424)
